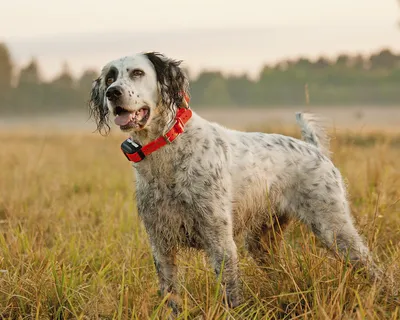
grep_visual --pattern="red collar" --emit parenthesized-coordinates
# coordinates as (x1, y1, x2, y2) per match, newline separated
(121, 107, 192, 163)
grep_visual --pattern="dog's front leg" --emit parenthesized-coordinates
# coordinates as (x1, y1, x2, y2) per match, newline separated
(205, 233, 243, 308)
(151, 245, 181, 314)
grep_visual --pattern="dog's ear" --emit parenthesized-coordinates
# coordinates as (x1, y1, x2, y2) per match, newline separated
(144, 52, 189, 111)
(88, 77, 110, 135)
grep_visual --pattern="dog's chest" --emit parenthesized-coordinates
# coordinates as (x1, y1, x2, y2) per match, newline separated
(133, 147, 228, 248)
(135, 158, 223, 210)
(134, 174, 208, 248)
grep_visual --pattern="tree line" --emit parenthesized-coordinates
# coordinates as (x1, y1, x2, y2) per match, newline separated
(0, 42, 399, 114)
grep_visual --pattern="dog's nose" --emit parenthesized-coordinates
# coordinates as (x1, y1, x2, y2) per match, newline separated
(106, 86, 122, 101)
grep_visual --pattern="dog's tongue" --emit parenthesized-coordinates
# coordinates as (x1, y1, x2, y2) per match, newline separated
(115, 112, 134, 126)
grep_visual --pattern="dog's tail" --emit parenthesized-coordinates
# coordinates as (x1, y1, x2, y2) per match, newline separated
(295, 112, 331, 158)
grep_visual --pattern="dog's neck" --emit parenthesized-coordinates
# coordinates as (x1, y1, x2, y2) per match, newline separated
(131, 112, 201, 180)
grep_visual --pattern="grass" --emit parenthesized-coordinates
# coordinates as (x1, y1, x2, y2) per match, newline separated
(0, 126, 399, 319)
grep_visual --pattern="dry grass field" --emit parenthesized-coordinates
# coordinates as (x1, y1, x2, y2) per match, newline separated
(0, 117, 399, 319)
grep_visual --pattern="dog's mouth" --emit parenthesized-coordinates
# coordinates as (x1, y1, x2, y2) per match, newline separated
(114, 106, 150, 131)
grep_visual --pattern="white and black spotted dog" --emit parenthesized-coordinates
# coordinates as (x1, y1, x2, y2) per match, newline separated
(89, 52, 382, 313)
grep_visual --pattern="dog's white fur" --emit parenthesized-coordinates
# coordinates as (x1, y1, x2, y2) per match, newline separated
(89, 52, 382, 312)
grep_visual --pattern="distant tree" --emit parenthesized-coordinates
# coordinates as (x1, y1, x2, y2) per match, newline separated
(18, 58, 41, 86)
(78, 69, 98, 91)
(225, 74, 253, 106)
(194, 71, 224, 87)
(14, 58, 44, 112)
(313, 57, 331, 69)
(190, 71, 226, 105)
(51, 62, 75, 89)
(294, 57, 313, 69)
(349, 54, 366, 70)
(46, 62, 78, 110)
(202, 76, 232, 106)
(273, 59, 293, 71)
(335, 54, 350, 68)
(77, 69, 99, 106)
(369, 49, 400, 70)
(0, 43, 13, 102)
(258, 65, 275, 81)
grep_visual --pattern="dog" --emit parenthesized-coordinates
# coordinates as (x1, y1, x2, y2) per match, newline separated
(89, 52, 382, 313)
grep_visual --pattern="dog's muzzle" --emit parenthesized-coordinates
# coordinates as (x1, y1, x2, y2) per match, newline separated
(106, 86, 123, 102)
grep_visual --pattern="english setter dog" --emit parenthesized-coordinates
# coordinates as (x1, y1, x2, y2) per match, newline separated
(89, 52, 382, 313)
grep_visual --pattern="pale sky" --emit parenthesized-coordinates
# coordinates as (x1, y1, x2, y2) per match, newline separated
(1, 0, 399, 79)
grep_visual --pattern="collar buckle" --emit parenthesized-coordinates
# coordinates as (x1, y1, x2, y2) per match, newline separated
(163, 133, 172, 144)
(175, 118, 184, 134)
(162, 115, 185, 144)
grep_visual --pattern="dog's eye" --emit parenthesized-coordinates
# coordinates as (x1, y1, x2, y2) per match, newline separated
(131, 69, 144, 77)
(106, 77, 114, 86)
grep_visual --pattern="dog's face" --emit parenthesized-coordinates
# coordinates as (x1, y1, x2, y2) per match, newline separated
(89, 52, 188, 135)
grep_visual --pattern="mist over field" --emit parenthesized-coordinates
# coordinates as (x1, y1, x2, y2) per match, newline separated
(1, 106, 399, 134)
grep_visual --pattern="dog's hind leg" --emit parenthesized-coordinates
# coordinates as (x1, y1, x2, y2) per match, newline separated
(245, 214, 290, 267)
(294, 193, 383, 281)
(309, 212, 382, 280)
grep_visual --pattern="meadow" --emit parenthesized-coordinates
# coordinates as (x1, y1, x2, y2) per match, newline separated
(0, 112, 399, 319)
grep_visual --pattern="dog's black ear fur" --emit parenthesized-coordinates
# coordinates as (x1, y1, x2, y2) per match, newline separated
(144, 52, 189, 111)
(88, 77, 110, 135)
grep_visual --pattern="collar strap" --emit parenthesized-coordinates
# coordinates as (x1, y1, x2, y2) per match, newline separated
(121, 107, 192, 163)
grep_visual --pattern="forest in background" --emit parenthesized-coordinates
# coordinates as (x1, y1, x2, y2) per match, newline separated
(0, 42, 399, 115)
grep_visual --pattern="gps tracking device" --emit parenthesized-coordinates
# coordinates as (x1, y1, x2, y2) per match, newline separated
(121, 138, 145, 161)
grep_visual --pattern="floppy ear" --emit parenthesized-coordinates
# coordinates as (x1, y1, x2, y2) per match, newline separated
(88, 77, 110, 135)
(144, 52, 189, 111)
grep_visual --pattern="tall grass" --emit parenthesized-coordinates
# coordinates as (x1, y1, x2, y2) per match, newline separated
(0, 128, 399, 319)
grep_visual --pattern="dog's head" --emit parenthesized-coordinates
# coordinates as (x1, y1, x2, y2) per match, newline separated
(89, 52, 189, 135)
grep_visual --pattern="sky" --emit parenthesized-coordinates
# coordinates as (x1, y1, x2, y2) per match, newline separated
(1, 0, 399, 79)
